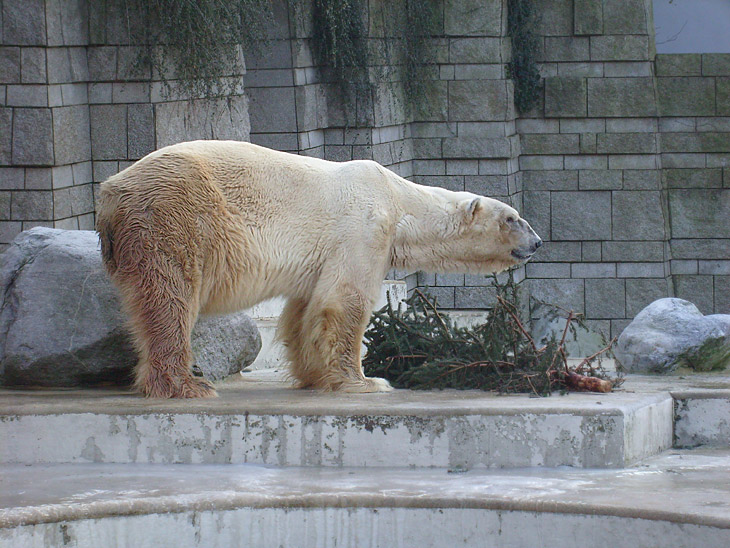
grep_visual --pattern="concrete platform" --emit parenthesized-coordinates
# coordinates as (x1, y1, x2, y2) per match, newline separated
(1, 371, 703, 469)
(1, 449, 729, 548)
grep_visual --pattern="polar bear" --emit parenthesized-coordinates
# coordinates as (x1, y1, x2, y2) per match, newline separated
(96, 140, 542, 398)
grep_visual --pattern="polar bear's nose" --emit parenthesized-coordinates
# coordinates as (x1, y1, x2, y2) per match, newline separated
(534, 239, 543, 249)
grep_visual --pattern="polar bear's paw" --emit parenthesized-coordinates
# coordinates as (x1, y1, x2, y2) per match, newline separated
(141, 374, 218, 399)
(339, 376, 394, 393)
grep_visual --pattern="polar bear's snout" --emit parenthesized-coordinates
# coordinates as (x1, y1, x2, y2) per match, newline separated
(509, 218, 542, 262)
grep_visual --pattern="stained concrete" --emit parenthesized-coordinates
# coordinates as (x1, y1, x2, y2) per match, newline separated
(0, 371, 700, 468)
(1, 449, 729, 548)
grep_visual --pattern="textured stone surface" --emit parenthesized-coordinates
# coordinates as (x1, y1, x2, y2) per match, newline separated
(612, 191, 666, 241)
(657, 78, 716, 117)
(2, 0, 46, 45)
(11, 108, 53, 165)
(448, 80, 511, 121)
(588, 78, 656, 117)
(545, 77, 587, 118)
(0, 228, 261, 387)
(552, 191, 611, 240)
(669, 190, 730, 239)
(615, 298, 730, 373)
(52, 105, 91, 165)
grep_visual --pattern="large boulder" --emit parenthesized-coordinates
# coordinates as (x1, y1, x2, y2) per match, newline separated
(0, 227, 261, 387)
(615, 298, 730, 374)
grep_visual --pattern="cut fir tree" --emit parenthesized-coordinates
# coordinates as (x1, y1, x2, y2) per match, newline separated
(363, 273, 619, 395)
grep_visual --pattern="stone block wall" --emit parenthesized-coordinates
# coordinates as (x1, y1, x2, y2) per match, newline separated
(655, 53, 730, 315)
(1, 0, 728, 337)
(0, 0, 249, 248)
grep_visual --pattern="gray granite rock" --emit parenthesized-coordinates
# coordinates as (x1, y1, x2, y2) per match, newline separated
(0, 228, 261, 387)
(615, 298, 730, 374)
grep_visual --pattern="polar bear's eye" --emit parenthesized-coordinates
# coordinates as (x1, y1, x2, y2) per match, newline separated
(506, 216, 515, 224)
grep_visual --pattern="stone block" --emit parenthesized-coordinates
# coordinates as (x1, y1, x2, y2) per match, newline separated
(442, 137, 511, 159)
(0, 192, 10, 219)
(606, 118, 657, 133)
(661, 153, 705, 169)
(0, 167, 23, 189)
(669, 189, 730, 238)
(2, 0, 45, 45)
(435, 273, 465, 287)
(413, 160, 445, 176)
(706, 154, 730, 168)
(0, 109, 10, 165)
(603, 62, 652, 77)
(617, 263, 666, 278)
(60, 83, 88, 106)
(646, 168, 678, 192)
(116, 46, 151, 81)
(590, 36, 649, 62)
(86, 47, 117, 81)
(564, 155, 607, 170)
(602, 0, 649, 34)
(90, 104, 127, 161)
(579, 170, 622, 190)
(588, 78, 656, 117)
(247, 87, 297, 133)
(523, 191, 550, 239)
(45, 0, 87, 46)
(52, 106, 91, 165)
(612, 191, 665, 241)
(12, 108, 53, 165)
(444, 0, 502, 36)
(655, 54, 701, 77)
(557, 62, 604, 78)
(585, 279, 625, 319)
(519, 155, 563, 171)
(412, 175, 463, 192)
(412, 80, 448, 122)
(597, 133, 657, 154)
(609, 155, 657, 171)
(92, 161, 118, 183)
(0, 47, 20, 84)
(552, 191, 611, 241)
(571, 263, 616, 278)
(10, 190, 52, 220)
(46, 47, 89, 84)
(661, 132, 730, 153)
(664, 169, 722, 189)
(531, 241, 582, 263)
(526, 262, 571, 279)
(579, 133, 597, 154)
(72, 161, 92, 185)
(448, 80, 511, 122)
(657, 78, 716, 117)
(251, 133, 298, 152)
(574, 0, 602, 35)
(716, 276, 730, 313)
(581, 241, 602, 261)
(521, 134, 579, 155)
(464, 175, 509, 196)
(671, 239, 730, 260)
(20, 48, 46, 84)
(674, 276, 715, 315)
(559, 119, 605, 133)
(698, 261, 730, 275)
(534, 0, 573, 36)
(449, 37, 502, 63)
(127, 104, 154, 160)
(454, 286, 496, 308)
(702, 54, 730, 76)
(670, 260, 698, 275)
(527, 278, 584, 313)
(446, 160, 478, 175)
(545, 77, 586, 118)
(420, 286, 455, 308)
(453, 64, 503, 80)
(0, 221, 22, 243)
(522, 170, 578, 191)
(24, 168, 52, 189)
(112, 82, 149, 104)
(542, 37, 590, 63)
(6, 84, 46, 107)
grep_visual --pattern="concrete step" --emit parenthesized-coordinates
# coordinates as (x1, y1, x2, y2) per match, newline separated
(5, 373, 729, 469)
(1, 448, 729, 548)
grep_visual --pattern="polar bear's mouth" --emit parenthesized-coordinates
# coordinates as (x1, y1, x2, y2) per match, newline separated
(511, 249, 534, 261)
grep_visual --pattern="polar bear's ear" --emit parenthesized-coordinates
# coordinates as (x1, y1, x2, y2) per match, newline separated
(461, 197, 482, 222)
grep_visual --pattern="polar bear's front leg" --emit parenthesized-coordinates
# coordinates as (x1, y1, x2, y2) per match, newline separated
(293, 284, 393, 393)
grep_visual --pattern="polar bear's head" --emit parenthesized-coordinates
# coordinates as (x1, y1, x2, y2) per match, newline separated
(391, 189, 542, 274)
(458, 196, 542, 269)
